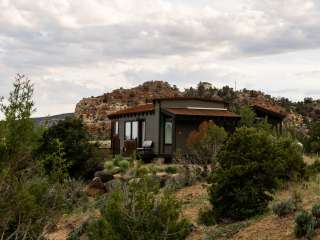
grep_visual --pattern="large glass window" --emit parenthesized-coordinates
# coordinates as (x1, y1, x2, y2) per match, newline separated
(132, 121, 138, 140)
(114, 121, 119, 135)
(125, 122, 131, 140)
(165, 121, 173, 144)
(125, 121, 139, 140)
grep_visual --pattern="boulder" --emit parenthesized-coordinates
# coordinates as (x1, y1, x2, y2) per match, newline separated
(156, 172, 170, 187)
(84, 177, 106, 197)
(104, 179, 124, 193)
(165, 173, 187, 189)
(153, 158, 165, 165)
(94, 170, 114, 183)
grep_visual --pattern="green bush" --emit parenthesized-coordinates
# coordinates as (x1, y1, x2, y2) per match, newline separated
(113, 154, 124, 166)
(0, 176, 65, 238)
(294, 210, 315, 239)
(118, 160, 130, 173)
(165, 166, 177, 174)
(306, 160, 320, 176)
(135, 166, 150, 177)
(275, 136, 306, 181)
(312, 203, 320, 228)
(104, 161, 114, 171)
(198, 208, 216, 226)
(85, 177, 190, 240)
(272, 200, 296, 218)
(37, 118, 103, 179)
(208, 127, 306, 221)
(307, 121, 320, 154)
(209, 128, 284, 221)
(0, 76, 89, 239)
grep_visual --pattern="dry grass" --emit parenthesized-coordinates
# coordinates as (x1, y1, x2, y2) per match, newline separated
(175, 183, 209, 240)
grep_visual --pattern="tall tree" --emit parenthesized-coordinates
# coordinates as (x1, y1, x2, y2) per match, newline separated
(0, 74, 37, 173)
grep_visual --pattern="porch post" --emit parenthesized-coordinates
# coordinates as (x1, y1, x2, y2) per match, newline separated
(172, 116, 176, 156)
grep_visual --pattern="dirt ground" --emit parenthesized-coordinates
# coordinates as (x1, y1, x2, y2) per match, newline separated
(175, 184, 209, 240)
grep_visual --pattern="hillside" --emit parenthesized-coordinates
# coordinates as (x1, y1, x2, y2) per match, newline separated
(74, 81, 318, 139)
(33, 113, 74, 127)
(75, 81, 181, 139)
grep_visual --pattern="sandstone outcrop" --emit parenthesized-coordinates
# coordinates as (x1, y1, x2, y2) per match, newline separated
(75, 81, 181, 139)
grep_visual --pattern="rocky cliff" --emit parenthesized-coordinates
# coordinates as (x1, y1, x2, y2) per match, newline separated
(75, 81, 314, 140)
(75, 81, 181, 139)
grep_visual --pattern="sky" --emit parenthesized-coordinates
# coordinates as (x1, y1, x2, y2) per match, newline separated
(1, 0, 320, 117)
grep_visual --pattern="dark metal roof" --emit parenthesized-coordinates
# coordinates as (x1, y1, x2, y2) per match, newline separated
(108, 104, 155, 118)
(165, 108, 240, 118)
(152, 96, 227, 104)
(251, 103, 287, 119)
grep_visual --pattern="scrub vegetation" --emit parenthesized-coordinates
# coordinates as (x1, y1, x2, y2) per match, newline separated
(1, 75, 320, 240)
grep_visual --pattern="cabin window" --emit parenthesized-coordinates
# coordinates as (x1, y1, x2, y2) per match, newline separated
(165, 120, 173, 145)
(125, 121, 139, 140)
(114, 121, 119, 135)
(125, 122, 131, 140)
(132, 121, 138, 140)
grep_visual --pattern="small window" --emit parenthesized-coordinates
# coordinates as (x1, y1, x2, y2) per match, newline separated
(125, 122, 131, 140)
(165, 121, 173, 145)
(114, 121, 119, 135)
(132, 121, 138, 140)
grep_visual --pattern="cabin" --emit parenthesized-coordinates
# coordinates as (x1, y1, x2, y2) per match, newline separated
(250, 102, 286, 133)
(108, 97, 240, 160)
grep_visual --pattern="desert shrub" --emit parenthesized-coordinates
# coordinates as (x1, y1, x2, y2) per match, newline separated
(275, 136, 306, 180)
(135, 165, 150, 177)
(118, 160, 130, 173)
(113, 154, 124, 166)
(86, 218, 114, 240)
(37, 117, 103, 179)
(294, 210, 315, 239)
(67, 219, 91, 240)
(312, 203, 320, 228)
(198, 208, 216, 226)
(0, 175, 67, 238)
(306, 159, 320, 176)
(85, 177, 190, 240)
(208, 126, 307, 221)
(62, 179, 88, 213)
(187, 121, 227, 176)
(104, 161, 114, 171)
(208, 127, 285, 221)
(0, 76, 90, 239)
(40, 138, 70, 183)
(272, 200, 296, 218)
(165, 166, 177, 174)
(0, 75, 60, 238)
(181, 166, 200, 186)
(307, 121, 320, 154)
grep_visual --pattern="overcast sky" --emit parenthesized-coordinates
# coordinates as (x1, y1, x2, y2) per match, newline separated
(1, 0, 320, 117)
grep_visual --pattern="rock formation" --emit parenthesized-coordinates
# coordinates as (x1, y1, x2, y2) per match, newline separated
(75, 81, 181, 139)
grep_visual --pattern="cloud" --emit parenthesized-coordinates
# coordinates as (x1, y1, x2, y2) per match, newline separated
(1, 0, 320, 116)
